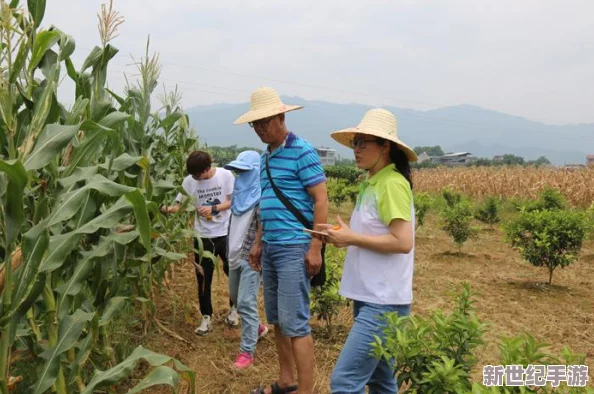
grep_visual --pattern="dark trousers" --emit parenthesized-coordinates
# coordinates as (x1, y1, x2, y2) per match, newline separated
(194, 236, 232, 317)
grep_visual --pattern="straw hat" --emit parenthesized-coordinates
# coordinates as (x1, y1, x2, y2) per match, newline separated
(234, 86, 303, 125)
(331, 108, 417, 162)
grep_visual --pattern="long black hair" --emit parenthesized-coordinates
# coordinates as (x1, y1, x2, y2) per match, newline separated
(376, 138, 413, 189)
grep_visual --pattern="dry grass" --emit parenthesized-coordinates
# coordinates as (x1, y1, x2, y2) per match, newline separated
(139, 210, 594, 393)
(414, 166, 594, 207)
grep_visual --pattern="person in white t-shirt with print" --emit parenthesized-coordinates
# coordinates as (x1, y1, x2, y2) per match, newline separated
(164, 150, 237, 335)
(321, 109, 418, 394)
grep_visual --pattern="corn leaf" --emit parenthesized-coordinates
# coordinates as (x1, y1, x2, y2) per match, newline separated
(58, 31, 75, 61)
(9, 36, 29, 83)
(0, 160, 28, 245)
(99, 111, 130, 129)
(126, 366, 180, 394)
(99, 153, 142, 172)
(23, 123, 80, 171)
(62, 123, 116, 177)
(81, 346, 178, 394)
(125, 190, 151, 254)
(59, 166, 97, 190)
(80, 46, 102, 73)
(99, 296, 127, 326)
(32, 309, 94, 394)
(48, 188, 90, 227)
(29, 30, 59, 71)
(27, 0, 47, 27)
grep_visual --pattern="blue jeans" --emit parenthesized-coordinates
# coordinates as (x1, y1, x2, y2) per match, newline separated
(228, 259, 262, 355)
(261, 242, 311, 337)
(330, 301, 411, 394)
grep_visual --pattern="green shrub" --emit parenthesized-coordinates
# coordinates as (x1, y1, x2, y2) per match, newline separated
(523, 187, 567, 212)
(373, 283, 488, 393)
(374, 284, 594, 393)
(414, 192, 432, 229)
(310, 246, 346, 332)
(324, 165, 363, 183)
(441, 201, 480, 253)
(442, 187, 463, 208)
(475, 197, 501, 227)
(504, 209, 589, 285)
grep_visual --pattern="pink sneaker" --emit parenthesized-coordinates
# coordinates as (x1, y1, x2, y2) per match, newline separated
(233, 352, 254, 369)
(258, 323, 269, 340)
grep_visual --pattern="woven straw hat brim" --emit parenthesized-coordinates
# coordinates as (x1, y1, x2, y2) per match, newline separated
(233, 104, 303, 125)
(331, 127, 418, 162)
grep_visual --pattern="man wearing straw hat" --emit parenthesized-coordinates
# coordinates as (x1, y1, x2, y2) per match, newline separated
(234, 87, 328, 394)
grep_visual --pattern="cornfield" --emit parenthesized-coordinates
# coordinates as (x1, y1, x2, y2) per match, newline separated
(414, 166, 594, 207)
(0, 1, 198, 392)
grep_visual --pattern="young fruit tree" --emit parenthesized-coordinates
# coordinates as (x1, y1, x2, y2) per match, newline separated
(310, 246, 346, 335)
(504, 209, 590, 285)
(474, 197, 501, 228)
(441, 201, 479, 254)
(413, 192, 431, 229)
(372, 283, 488, 394)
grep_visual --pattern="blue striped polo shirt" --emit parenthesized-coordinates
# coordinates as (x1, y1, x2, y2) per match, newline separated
(260, 132, 326, 245)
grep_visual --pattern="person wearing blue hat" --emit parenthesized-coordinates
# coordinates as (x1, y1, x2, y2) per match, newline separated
(224, 150, 269, 369)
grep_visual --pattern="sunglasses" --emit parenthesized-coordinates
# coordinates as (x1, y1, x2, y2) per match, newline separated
(350, 138, 380, 149)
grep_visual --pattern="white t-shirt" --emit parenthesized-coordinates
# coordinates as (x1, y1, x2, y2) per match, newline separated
(339, 165, 415, 305)
(176, 168, 234, 238)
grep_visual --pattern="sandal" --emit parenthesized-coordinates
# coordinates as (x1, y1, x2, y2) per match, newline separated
(250, 381, 298, 394)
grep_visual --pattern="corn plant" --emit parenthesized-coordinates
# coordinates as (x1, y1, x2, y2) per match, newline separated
(0, 1, 197, 392)
(414, 167, 594, 207)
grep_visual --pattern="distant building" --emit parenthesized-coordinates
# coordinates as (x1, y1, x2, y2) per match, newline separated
(431, 152, 476, 166)
(587, 154, 594, 166)
(316, 147, 336, 166)
(417, 151, 431, 163)
(493, 155, 504, 163)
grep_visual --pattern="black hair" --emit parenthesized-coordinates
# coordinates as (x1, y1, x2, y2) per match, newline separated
(186, 150, 212, 176)
(376, 138, 413, 189)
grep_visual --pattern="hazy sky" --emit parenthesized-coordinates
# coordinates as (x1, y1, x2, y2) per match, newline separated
(44, 0, 594, 125)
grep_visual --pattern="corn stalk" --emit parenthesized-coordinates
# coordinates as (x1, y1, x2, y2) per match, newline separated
(0, 1, 198, 392)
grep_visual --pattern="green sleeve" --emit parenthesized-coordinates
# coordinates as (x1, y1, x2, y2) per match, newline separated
(377, 177, 412, 226)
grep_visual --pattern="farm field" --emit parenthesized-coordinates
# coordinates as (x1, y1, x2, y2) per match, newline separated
(413, 166, 594, 207)
(2, 1, 594, 392)
(139, 208, 594, 393)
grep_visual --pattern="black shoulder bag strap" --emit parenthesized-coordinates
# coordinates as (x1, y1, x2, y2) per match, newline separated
(265, 154, 326, 287)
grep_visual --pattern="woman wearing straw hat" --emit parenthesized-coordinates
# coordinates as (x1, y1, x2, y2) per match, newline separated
(321, 109, 417, 394)
(234, 87, 328, 394)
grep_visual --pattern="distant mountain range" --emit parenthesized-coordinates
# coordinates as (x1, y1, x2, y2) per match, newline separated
(185, 97, 594, 165)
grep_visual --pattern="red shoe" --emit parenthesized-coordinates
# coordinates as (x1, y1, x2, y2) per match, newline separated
(258, 323, 269, 340)
(233, 352, 254, 369)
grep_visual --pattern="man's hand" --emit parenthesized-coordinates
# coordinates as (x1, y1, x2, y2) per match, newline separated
(248, 242, 262, 272)
(305, 242, 323, 278)
(197, 205, 213, 217)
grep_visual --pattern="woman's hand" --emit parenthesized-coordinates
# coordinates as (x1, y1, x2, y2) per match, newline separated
(321, 216, 354, 248)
